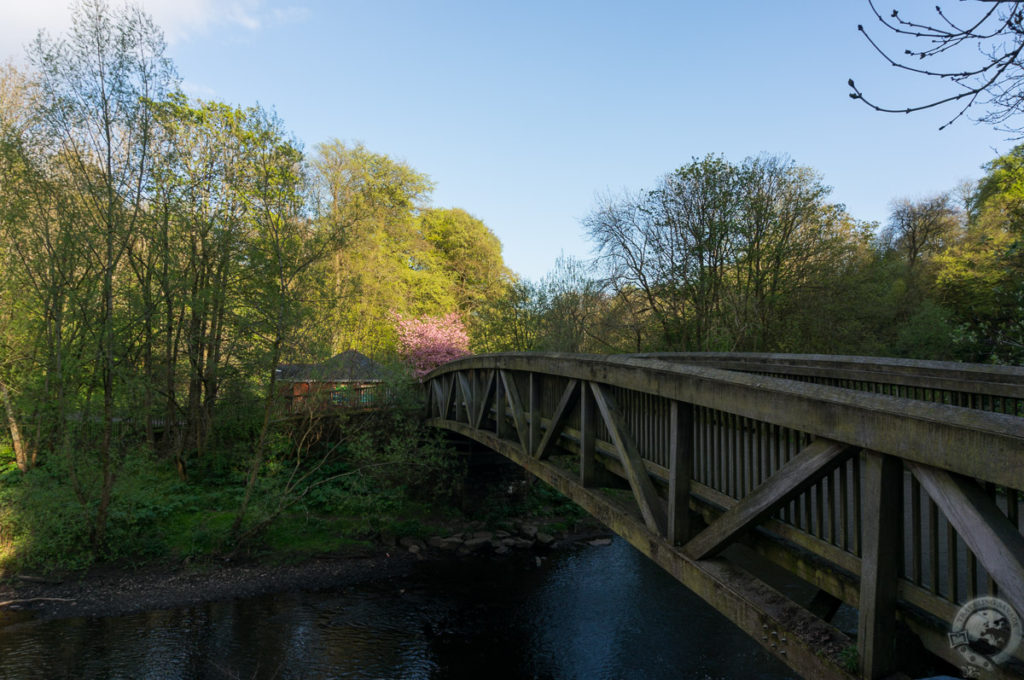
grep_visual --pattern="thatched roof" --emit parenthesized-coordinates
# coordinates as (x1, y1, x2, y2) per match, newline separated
(276, 349, 387, 383)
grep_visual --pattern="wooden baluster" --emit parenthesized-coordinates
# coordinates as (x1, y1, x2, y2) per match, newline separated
(911, 475, 922, 586)
(815, 476, 826, 540)
(839, 458, 849, 551)
(947, 521, 959, 602)
(929, 497, 939, 595)
(852, 452, 862, 557)
(668, 401, 693, 545)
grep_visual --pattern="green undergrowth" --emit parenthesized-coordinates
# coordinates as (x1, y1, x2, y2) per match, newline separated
(0, 429, 589, 576)
(0, 406, 470, 575)
(0, 390, 601, 577)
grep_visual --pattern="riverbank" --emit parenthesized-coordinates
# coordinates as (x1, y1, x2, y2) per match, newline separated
(0, 517, 611, 622)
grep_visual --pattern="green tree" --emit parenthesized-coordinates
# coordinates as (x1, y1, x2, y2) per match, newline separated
(536, 255, 608, 352)
(231, 110, 343, 537)
(880, 194, 961, 271)
(937, 145, 1024, 362)
(311, 141, 443, 355)
(25, 0, 176, 548)
(585, 154, 853, 352)
(418, 207, 510, 313)
(472, 278, 547, 352)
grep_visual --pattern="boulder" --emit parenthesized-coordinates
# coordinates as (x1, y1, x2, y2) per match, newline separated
(462, 536, 491, 552)
(399, 536, 426, 550)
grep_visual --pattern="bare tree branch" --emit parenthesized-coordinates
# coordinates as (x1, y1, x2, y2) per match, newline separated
(850, 1, 1024, 134)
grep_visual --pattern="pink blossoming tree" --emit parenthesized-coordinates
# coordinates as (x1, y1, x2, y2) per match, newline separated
(394, 313, 471, 378)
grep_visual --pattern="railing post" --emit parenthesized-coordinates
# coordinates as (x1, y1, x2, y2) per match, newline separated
(668, 401, 693, 544)
(857, 450, 902, 680)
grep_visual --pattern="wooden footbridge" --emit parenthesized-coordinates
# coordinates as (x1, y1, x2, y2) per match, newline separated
(423, 353, 1024, 680)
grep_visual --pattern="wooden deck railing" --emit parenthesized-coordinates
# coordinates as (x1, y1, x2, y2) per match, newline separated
(633, 352, 1024, 415)
(423, 353, 1024, 680)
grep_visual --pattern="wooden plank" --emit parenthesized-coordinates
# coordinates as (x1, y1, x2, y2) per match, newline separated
(589, 382, 667, 536)
(909, 462, 1024, 621)
(668, 401, 693, 545)
(857, 451, 903, 680)
(684, 439, 857, 560)
(533, 379, 579, 460)
(500, 370, 528, 453)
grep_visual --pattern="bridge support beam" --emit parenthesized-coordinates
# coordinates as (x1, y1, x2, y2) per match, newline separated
(857, 451, 903, 680)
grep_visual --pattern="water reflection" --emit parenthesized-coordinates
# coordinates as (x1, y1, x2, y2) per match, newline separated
(0, 538, 795, 679)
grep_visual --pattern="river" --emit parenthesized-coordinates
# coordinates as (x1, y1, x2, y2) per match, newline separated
(0, 537, 796, 679)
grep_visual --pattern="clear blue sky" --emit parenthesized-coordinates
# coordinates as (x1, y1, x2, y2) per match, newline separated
(2, 1, 1012, 280)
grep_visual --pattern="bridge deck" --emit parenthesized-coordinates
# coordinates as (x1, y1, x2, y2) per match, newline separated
(424, 353, 1024, 680)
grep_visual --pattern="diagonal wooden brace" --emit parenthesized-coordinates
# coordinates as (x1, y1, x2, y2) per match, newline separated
(909, 462, 1024, 622)
(442, 374, 455, 421)
(684, 438, 858, 560)
(590, 382, 668, 536)
(534, 379, 579, 460)
(456, 373, 473, 423)
(473, 370, 495, 430)
(500, 370, 529, 453)
(430, 380, 444, 418)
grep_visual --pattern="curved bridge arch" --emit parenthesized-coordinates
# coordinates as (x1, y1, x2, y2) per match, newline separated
(424, 353, 1024, 680)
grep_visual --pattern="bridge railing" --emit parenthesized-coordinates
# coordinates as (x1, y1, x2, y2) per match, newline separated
(632, 352, 1024, 416)
(424, 353, 1024, 680)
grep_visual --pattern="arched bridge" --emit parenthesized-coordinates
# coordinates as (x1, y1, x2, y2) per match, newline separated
(423, 353, 1024, 680)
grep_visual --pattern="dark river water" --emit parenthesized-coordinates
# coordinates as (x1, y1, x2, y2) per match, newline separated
(0, 538, 796, 679)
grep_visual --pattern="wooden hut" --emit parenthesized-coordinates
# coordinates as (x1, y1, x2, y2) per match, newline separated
(276, 350, 390, 411)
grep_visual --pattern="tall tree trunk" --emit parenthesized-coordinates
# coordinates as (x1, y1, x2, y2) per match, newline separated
(0, 381, 30, 472)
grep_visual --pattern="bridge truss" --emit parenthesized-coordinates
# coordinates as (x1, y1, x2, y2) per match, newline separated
(424, 353, 1024, 680)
